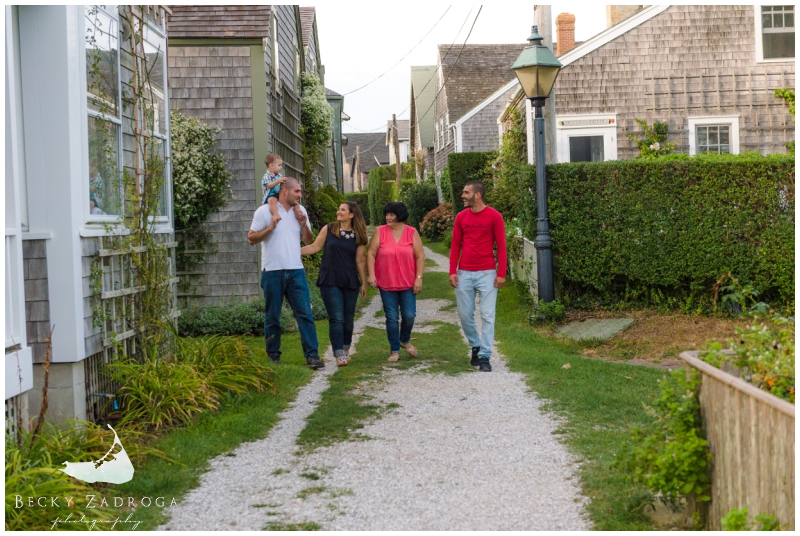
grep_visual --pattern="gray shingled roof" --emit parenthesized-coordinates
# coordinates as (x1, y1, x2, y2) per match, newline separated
(299, 7, 315, 47)
(386, 119, 410, 143)
(411, 65, 437, 148)
(343, 133, 390, 175)
(438, 44, 527, 122)
(167, 6, 271, 39)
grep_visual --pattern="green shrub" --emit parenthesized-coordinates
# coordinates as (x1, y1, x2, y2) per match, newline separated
(322, 184, 345, 207)
(170, 110, 233, 279)
(487, 107, 526, 220)
(108, 332, 274, 430)
(721, 507, 780, 531)
(314, 190, 339, 227)
(615, 369, 711, 507)
(367, 166, 396, 225)
(344, 191, 370, 225)
(400, 181, 439, 229)
(439, 166, 453, 205)
(300, 72, 333, 178)
(516, 154, 795, 309)
(447, 152, 494, 215)
(700, 316, 795, 403)
(420, 203, 454, 242)
(178, 299, 302, 337)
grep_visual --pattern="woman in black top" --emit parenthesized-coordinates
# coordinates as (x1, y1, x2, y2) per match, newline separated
(301, 202, 368, 367)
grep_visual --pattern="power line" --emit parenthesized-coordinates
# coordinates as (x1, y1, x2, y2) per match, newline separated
(344, 7, 483, 156)
(343, 6, 476, 133)
(342, 6, 452, 96)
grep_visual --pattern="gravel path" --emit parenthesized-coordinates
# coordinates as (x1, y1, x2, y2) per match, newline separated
(160, 246, 589, 531)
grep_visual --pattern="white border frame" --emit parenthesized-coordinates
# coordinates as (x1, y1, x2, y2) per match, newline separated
(687, 116, 740, 156)
(555, 113, 618, 163)
(753, 5, 796, 63)
(84, 5, 124, 224)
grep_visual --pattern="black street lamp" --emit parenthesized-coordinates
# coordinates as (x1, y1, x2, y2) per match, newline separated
(511, 25, 562, 304)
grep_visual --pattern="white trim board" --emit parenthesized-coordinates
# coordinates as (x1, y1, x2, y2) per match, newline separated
(557, 5, 671, 68)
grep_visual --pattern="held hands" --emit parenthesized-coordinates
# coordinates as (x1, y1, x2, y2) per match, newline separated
(360, 284, 367, 299)
(449, 274, 459, 288)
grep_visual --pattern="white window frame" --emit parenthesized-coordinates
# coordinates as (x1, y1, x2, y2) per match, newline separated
(271, 15, 280, 87)
(688, 116, 740, 156)
(555, 114, 618, 163)
(754, 5, 795, 63)
(85, 5, 124, 224)
(140, 21, 171, 226)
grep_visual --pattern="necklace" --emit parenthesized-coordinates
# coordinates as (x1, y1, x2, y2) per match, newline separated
(339, 227, 354, 239)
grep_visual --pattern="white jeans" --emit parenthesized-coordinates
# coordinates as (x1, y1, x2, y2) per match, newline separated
(455, 269, 498, 360)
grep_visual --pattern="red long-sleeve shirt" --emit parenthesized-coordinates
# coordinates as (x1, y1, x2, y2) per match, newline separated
(449, 206, 507, 278)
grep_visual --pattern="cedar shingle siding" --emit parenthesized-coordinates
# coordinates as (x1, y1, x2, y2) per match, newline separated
(434, 44, 526, 175)
(556, 5, 795, 158)
(167, 5, 270, 39)
(459, 84, 519, 153)
(167, 5, 311, 307)
(169, 45, 259, 307)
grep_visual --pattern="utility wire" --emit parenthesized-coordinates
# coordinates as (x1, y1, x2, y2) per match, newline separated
(344, 7, 483, 156)
(342, 6, 452, 96)
(343, 6, 475, 133)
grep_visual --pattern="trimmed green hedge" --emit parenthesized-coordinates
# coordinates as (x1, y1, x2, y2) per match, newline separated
(344, 191, 370, 225)
(367, 166, 396, 225)
(447, 152, 494, 215)
(400, 181, 439, 228)
(517, 154, 794, 308)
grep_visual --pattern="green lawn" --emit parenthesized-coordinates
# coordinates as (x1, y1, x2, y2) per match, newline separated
(422, 237, 451, 258)
(114, 321, 332, 530)
(494, 283, 661, 530)
(297, 271, 472, 451)
(424, 237, 661, 529)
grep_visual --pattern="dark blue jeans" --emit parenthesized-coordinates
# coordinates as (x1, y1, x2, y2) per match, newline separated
(319, 285, 359, 357)
(379, 288, 416, 353)
(261, 269, 319, 359)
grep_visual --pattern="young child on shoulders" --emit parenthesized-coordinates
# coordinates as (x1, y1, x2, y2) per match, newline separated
(262, 153, 303, 223)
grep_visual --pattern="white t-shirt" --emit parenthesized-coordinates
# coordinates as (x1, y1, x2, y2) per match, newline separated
(249, 202, 312, 271)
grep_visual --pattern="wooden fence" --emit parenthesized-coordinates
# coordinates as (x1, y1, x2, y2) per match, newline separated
(680, 351, 794, 530)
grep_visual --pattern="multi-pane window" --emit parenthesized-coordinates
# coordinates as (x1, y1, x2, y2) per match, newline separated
(761, 6, 795, 59)
(86, 6, 122, 217)
(141, 23, 169, 218)
(696, 125, 731, 154)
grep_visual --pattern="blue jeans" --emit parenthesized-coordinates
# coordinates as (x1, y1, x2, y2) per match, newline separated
(261, 269, 319, 359)
(455, 269, 498, 360)
(379, 288, 416, 353)
(319, 285, 359, 357)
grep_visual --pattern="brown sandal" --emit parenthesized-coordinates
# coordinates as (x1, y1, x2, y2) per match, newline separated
(388, 352, 400, 362)
(401, 343, 418, 357)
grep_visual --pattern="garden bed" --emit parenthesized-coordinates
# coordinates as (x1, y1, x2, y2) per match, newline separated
(680, 351, 795, 530)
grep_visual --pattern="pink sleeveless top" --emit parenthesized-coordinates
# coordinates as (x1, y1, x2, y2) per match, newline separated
(375, 224, 417, 291)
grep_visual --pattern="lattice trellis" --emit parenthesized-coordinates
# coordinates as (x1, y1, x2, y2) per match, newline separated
(85, 235, 179, 423)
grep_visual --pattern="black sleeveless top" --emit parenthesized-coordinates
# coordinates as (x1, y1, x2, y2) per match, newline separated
(317, 225, 360, 289)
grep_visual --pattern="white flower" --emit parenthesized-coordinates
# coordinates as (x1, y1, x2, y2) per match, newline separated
(650, 142, 660, 150)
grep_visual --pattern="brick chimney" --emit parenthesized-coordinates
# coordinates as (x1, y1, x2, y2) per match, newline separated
(606, 5, 645, 28)
(555, 13, 576, 56)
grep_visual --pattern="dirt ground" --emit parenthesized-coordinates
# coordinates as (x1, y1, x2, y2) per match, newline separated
(550, 309, 750, 370)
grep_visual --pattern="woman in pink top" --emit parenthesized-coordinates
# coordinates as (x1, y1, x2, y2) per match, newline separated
(367, 202, 425, 362)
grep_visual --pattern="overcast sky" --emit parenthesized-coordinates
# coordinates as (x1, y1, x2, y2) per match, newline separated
(313, 3, 608, 133)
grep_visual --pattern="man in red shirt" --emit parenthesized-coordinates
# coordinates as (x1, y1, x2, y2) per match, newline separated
(448, 180, 507, 372)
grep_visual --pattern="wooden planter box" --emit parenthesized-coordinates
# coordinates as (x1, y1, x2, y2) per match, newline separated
(680, 351, 795, 530)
